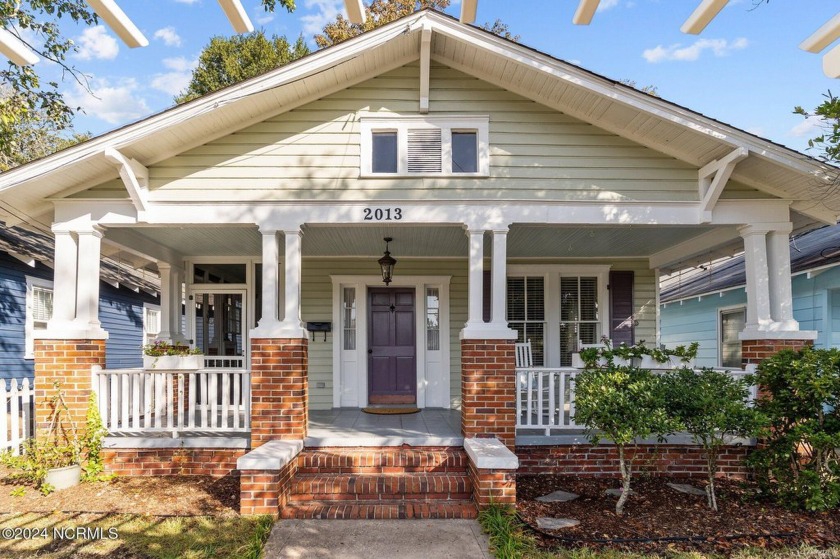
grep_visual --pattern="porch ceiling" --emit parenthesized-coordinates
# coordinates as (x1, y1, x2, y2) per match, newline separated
(115, 223, 719, 261)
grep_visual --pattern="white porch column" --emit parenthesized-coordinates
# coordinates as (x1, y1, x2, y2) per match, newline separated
(170, 265, 186, 341)
(75, 227, 104, 331)
(465, 228, 485, 330)
(767, 224, 799, 330)
(49, 229, 78, 329)
(740, 225, 773, 332)
(490, 228, 507, 327)
(461, 227, 517, 340)
(279, 229, 306, 337)
(157, 263, 173, 340)
(259, 229, 281, 328)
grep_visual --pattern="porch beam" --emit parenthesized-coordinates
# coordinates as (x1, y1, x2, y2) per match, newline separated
(217, 0, 254, 33)
(572, 0, 600, 25)
(698, 146, 748, 222)
(101, 229, 184, 267)
(84, 0, 148, 48)
(0, 28, 39, 66)
(681, 0, 729, 35)
(103, 147, 149, 215)
(649, 227, 740, 270)
(460, 0, 477, 24)
(800, 12, 840, 53)
(345, 0, 365, 24)
(419, 24, 432, 114)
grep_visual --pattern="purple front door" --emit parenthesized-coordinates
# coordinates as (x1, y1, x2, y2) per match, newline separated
(368, 288, 416, 404)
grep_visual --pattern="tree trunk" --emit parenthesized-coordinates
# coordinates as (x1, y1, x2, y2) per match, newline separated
(616, 445, 631, 516)
(706, 450, 718, 512)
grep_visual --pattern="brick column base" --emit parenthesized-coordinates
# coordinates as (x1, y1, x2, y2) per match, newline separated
(468, 461, 517, 510)
(34, 339, 105, 437)
(239, 459, 297, 517)
(250, 338, 308, 448)
(742, 338, 813, 367)
(461, 339, 516, 449)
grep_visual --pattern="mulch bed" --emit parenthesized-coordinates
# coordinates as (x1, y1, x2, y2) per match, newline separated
(518, 475, 840, 555)
(0, 467, 239, 516)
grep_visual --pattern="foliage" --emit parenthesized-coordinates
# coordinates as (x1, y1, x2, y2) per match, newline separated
(480, 19, 519, 42)
(478, 503, 534, 559)
(794, 91, 840, 164)
(573, 363, 676, 514)
(578, 339, 698, 368)
(662, 367, 765, 510)
(175, 31, 309, 104)
(9, 486, 24, 497)
(0, 1, 98, 161)
(143, 340, 202, 357)
(619, 79, 660, 98)
(748, 347, 840, 511)
(1, 387, 107, 493)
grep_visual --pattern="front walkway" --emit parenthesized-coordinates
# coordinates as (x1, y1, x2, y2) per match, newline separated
(306, 408, 462, 447)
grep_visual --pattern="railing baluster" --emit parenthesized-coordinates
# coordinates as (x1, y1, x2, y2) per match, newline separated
(109, 373, 119, 428)
(154, 373, 164, 429)
(232, 372, 241, 429)
(177, 373, 185, 430)
(132, 372, 141, 430)
(221, 372, 230, 429)
(209, 373, 218, 429)
(201, 372, 209, 428)
(166, 373, 174, 431)
(547, 372, 555, 436)
(188, 372, 196, 429)
(9, 381, 19, 453)
(121, 372, 130, 430)
(243, 372, 251, 429)
(143, 371, 152, 429)
(558, 372, 566, 427)
(1, 381, 9, 454)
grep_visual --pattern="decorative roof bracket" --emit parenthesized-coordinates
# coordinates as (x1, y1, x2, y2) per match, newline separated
(103, 147, 149, 216)
(699, 146, 748, 223)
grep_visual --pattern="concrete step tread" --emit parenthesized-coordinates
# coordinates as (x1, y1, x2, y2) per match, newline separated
(298, 448, 468, 474)
(281, 500, 478, 520)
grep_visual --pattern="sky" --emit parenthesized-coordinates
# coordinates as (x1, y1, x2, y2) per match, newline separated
(27, 0, 840, 157)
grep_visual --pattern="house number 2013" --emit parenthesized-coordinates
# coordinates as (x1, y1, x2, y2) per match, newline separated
(363, 208, 402, 221)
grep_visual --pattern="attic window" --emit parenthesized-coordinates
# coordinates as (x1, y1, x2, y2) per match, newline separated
(361, 115, 489, 177)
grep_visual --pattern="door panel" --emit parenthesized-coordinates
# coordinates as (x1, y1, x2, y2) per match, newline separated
(368, 288, 416, 404)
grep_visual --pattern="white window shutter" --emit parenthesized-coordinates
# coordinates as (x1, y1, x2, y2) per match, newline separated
(32, 287, 53, 323)
(407, 128, 442, 173)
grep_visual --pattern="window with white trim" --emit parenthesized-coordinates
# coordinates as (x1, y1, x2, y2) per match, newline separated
(720, 307, 746, 368)
(361, 115, 489, 177)
(143, 304, 161, 346)
(342, 287, 357, 350)
(559, 276, 600, 366)
(507, 276, 545, 366)
(25, 276, 53, 359)
(426, 287, 440, 351)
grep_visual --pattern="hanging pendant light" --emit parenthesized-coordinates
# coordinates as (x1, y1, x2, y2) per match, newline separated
(378, 237, 397, 285)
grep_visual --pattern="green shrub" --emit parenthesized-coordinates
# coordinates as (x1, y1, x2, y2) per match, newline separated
(573, 363, 676, 515)
(662, 367, 764, 511)
(748, 347, 840, 511)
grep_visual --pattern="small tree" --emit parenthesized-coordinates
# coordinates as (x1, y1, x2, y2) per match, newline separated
(662, 367, 764, 511)
(748, 347, 840, 511)
(573, 364, 674, 515)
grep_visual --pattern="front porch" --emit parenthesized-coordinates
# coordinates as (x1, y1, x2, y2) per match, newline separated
(307, 408, 462, 447)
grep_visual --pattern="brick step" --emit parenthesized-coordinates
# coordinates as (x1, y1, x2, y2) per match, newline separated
(297, 447, 468, 474)
(291, 473, 472, 501)
(281, 500, 478, 520)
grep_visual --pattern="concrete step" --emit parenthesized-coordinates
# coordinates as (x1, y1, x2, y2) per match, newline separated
(297, 447, 468, 474)
(281, 500, 478, 520)
(291, 473, 472, 501)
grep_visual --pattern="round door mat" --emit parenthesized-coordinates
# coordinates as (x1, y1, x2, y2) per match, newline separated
(362, 407, 421, 415)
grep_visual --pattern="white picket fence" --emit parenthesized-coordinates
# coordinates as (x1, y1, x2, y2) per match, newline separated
(516, 367, 758, 436)
(0, 378, 34, 455)
(94, 367, 251, 436)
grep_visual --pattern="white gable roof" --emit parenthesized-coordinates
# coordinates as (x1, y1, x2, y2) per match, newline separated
(0, 9, 836, 227)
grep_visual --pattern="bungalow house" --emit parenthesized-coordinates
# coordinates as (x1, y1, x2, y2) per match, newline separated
(0, 225, 160, 378)
(0, 10, 836, 517)
(661, 223, 840, 368)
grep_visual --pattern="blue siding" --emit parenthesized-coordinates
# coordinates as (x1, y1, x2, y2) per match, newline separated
(0, 251, 158, 379)
(661, 266, 840, 367)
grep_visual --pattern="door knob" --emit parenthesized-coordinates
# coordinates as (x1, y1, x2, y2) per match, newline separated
(368, 349, 373, 354)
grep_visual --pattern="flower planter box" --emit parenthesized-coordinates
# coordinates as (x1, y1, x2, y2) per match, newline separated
(640, 355, 695, 370)
(143, 354, 204, 370)
(44, 464, 81, 491)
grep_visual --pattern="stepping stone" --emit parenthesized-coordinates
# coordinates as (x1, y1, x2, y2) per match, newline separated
(537, 517, 580, 530)
(604, 488, 633, 497)
(536, 490, 579, 503)
(667, 482, 708, 496)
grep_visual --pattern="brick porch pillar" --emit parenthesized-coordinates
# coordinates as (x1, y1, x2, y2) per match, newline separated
(33, 339, 105, 437)
(741, 338, 814, 367)
(250, 338, 308, 448)
(461, 339, 516, 449)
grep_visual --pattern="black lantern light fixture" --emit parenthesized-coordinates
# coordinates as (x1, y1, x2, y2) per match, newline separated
(378, 237, 397, 285)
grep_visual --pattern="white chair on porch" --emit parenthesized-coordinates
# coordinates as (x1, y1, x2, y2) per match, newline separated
(515, 340, 533, 369)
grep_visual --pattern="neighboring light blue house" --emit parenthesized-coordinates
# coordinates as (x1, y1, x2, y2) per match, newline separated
(0, 226, 160, 379)
(660, 224, 840, 368)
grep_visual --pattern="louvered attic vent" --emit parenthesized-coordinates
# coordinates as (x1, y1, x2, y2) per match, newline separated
(407, 128, 442, 173)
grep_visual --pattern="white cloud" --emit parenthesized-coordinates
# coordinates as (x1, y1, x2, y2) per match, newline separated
(256, 14, 275, 25)
(150, 57, 198, 96)
(642, 37, 749, 63)
(64, 77, 150, 124)
(790, 116, 825, 138)
(74, 25, 119, 61)
(597, 0, 620, 12)
(153, 27, 182, 47)
(301, 0, 344, 36)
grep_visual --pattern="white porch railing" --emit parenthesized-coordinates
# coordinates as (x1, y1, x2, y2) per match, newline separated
(203, 356, 246, 369)
(516, 367, 758, 436)
(0, 378, 34, 454)
(94, 368, 250, 435)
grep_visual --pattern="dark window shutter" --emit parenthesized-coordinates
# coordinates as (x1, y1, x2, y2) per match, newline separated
(483, 270, 491, 323)
(609, 271, 634, 345)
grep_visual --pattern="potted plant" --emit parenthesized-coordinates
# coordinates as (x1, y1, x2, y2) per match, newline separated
(143, 340, 204, 370)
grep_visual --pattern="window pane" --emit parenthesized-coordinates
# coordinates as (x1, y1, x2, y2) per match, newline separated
(343, 288, 356, 350)
(32, 287, 53, 323)
(525, 323, 544, 366)
(451, 131, 477, 173)
(507, 278, 525, 321)
(372, 132, 398, 173)
(426, 287, 440, 351)
(579, 277, 598, 321)
(193, 264, 246, 284)
(560, 277, 579, 321)
(526, 277, 544, 321)
(721, 309, 746, 367)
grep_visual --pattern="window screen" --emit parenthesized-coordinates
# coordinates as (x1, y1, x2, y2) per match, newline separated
(451, 131, 477, 173)
(559, 276, 600, 366)
(720, 308, 746, 368)
(372, 132, 398, 173)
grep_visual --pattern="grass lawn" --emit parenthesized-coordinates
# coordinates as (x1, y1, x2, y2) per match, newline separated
(0, 512, 272, 559)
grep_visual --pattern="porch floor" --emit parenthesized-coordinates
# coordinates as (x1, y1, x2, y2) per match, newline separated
(306, 408, 462, 447)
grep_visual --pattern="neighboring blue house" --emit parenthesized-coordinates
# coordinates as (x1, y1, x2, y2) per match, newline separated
(660, 224, 840, 368)
(0, 226, 160, 379)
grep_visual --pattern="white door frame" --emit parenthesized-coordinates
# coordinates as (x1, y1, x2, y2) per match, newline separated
(186, 285, 249, 369)
(331, 275, 451, 408)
